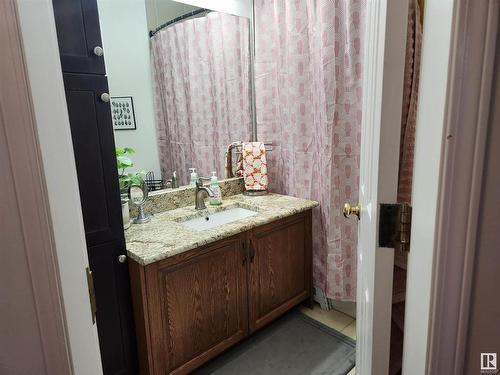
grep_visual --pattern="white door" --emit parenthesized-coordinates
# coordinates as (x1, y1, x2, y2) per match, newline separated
(352, 1, 409, 374)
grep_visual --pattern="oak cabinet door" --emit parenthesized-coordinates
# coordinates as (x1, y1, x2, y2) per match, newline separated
(248, 212, 312, 332)
(148, 236, 248, 374)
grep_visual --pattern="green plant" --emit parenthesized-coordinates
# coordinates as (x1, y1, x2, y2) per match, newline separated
(116, 147, 145, 194)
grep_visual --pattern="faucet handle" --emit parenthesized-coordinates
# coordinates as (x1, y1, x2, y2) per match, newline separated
(196, 177, 211, 187)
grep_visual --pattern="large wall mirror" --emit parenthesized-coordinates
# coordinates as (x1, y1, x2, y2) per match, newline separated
(97, 0, 255, 191)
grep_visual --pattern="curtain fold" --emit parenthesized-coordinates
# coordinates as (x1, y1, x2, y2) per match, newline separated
(255, 0, 365, 301)
(394, 0, 423, 274)
(398, 0, 422, 204)
(151, 12, 251, 184)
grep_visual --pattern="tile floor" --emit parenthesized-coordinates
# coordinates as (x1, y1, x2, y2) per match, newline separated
(300, 304, 356, 375)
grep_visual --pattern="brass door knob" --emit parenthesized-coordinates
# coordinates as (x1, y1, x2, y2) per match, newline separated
(343, 203, 361, 220)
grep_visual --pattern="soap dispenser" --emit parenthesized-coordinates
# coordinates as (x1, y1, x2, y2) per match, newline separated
(189, 168, 198, 186)
(209, 171, 222, 206)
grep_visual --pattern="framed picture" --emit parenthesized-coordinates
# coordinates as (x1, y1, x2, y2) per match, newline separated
(111, 96, 137, 130)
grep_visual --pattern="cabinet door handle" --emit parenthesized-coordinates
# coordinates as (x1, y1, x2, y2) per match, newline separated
(242, 242, 247, 265)
(249, 240, 256, 262)
(118, 254, 127, 263)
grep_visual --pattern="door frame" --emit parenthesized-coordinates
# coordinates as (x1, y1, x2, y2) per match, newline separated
(15, 0, 103, 373)
(404, 0, 500, 374)
(1, 0, 72, 373)
(11, 0, 498, 373)
(360, 0, 500, 374)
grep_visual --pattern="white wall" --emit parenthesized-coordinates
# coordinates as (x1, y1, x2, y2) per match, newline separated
(171, 0, 252, 18)
(145, 1, 198, 31)
(146, 0, 252, 31)
(98, 0, 162, 178)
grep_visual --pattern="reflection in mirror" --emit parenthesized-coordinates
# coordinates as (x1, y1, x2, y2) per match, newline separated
(97, 0, 253, 191)
(129, 183, 151, 223)
(129, 185, 146, 206)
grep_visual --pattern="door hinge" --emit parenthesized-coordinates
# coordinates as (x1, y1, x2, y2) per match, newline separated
(379, 203, 412, 252)
(86, 267, 97, 324)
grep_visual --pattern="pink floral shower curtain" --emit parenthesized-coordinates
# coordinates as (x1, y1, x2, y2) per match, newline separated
(394, 0, 422, 272)
(151, 12, 251, 184)
(255, 0, 364, 302)
(398, 0, 422, 204)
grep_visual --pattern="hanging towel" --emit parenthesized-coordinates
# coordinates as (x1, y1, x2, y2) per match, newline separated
(225, 141, 243, 178)
(242, 142, 268, 191)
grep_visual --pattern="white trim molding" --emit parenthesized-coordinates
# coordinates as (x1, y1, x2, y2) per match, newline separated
(0, 0, 71, 373)
(15, 0, 104, 373)
(426, 1, 499, 374)
(404, 0, 500, 374)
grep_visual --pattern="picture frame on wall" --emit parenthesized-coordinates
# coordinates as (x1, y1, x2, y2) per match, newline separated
(111, 96, 137, 130)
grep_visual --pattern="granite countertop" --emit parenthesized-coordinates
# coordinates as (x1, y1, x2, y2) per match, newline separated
(125, 193, 319, 266)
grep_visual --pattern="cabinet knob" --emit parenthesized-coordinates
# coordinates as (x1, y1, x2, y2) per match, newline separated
(100, 93, 110, 102)
(93, 46, 104, 57)
(118, 254, 127, 263)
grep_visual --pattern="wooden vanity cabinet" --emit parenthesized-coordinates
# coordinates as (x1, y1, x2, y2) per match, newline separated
(130, 234, 249, 375)
(248, 212, 312, 332)
(129, 210, 312, 375)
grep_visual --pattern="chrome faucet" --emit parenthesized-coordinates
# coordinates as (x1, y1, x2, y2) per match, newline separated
(165, 170, 178, 189)
(195, 178, 214, 210)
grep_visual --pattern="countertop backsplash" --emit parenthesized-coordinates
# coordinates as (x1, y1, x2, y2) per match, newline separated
(128, 177, 245, 218)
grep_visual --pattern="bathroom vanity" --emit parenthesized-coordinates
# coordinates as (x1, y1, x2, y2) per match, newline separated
(51, 0, 317, 373)
(126, 193, 318, 374)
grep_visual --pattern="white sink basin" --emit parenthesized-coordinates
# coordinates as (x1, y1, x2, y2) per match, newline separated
(182, 207, 258, 231)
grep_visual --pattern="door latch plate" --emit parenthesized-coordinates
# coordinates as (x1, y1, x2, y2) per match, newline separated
(379, 203, 412, 252)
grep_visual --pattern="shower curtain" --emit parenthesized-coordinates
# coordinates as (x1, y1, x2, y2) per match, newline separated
(151, 12, 252, 184)
(398, 0, 422, 205)
(394, 0, 423, 281)
(254, 0, 365, 302)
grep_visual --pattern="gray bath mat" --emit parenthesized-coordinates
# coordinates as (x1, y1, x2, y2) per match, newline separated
(195, 309, 356, 375)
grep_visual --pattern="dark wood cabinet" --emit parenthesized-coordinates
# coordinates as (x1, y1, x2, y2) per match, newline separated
(62, 73, 139, 375)
(130, 211, 312, 375)
(52, 0, 106, 74)
(88, 240, 138, 374)
(63, 73, 123, 247)
(248, 212, 312, 332)
(53, 1, 138, 373)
